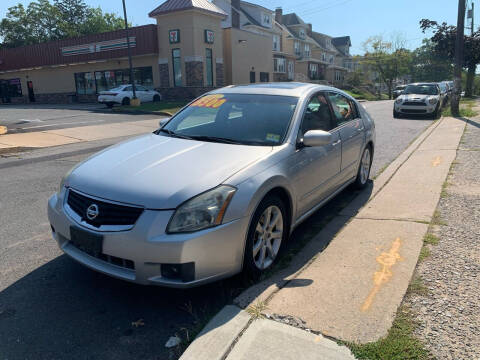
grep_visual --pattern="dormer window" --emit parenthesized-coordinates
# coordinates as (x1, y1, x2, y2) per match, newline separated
(299, 29, 306, 39)
(262, 13, 271, 27)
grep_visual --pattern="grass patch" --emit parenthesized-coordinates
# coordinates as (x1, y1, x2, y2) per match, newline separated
(344, 89, 379, 101)
(407, 276, 429, 296)
(418, 246, 431, 262)
(431, 210, 447, 226)
(423, 233, 439, 246)
(344, 306, 431, 360)
(113, 101, 187, 115)
(442, 98, 479, 118)
(440, 180, 450, 198)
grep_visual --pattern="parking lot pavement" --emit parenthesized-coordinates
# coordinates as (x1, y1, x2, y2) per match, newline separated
(0, 100, 436, 359)
(0, 103, 160, 134)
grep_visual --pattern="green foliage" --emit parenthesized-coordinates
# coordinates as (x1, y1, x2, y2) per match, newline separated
(410, 39, 453, 82)
(0, 0, 125, 48)
(345, 307, 431, 360)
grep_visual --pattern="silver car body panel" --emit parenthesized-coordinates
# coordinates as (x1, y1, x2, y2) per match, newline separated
(48, 82, 375, 287)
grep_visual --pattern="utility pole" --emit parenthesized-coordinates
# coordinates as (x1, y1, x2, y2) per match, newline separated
(466, 1, 476, 97)
(122, 0, 137, 101)
(452, 0, 466, 116)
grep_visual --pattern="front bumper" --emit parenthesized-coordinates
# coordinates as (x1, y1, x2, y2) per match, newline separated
(395, 102, 437, 115)
(47, 190, 249, 288)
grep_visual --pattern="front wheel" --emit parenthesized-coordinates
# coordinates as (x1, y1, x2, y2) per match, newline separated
(122, 97, 130, 106)
(153, 94, 161, 102)
(393, 110, 401, 118)
(243, 196, 287, 279)
(354, 146, 372, 189)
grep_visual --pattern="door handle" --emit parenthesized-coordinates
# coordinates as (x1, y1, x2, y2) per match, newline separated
(332, 139, 341, 146)
(357, 127, 365, 132)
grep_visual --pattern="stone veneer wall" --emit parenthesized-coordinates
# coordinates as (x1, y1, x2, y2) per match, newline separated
(185, 61, 204, 87)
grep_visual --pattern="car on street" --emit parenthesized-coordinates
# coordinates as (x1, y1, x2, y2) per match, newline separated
(438, 82, 449, 106)
(98, 84, 162, 108)
(393, 84, 407, 99)
(48, 82, 375, 288)
(393, 83, 442, 119)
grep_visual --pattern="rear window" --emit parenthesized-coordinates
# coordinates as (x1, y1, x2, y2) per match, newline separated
(162, 93, 299, 146)
(404, 85, 439, 95)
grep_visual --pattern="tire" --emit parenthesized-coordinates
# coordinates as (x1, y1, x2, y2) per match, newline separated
(243, 195, 288, 279)
(393, 110, 401, 118)
(431, 105, 440, 119)
(122, 97, 130, 106)
(354, 146, 372, 189)
(153, 94, 161, 102)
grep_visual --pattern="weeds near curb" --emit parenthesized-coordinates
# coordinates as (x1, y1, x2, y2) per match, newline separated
(407, 276, 429, 296)
(418, 246, 431, 262)
(431, 210, 447, 226)
(423, 233, 439, 246)
(246, 301, 267, 320)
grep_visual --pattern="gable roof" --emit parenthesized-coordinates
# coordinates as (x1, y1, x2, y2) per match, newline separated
(282, 13, 305, 26)
(149, 0, 227, 17)
(332, 36, 351, 47)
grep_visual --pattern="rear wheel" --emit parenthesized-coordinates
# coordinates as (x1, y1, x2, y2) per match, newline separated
(122, 97, 130, 106)
(243, 196, 287, 279)
(354, 146, 372, 189)
(153, 94, 161, 102)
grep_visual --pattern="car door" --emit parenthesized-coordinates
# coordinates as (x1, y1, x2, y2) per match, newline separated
(327, 92, 365, 180)
(288, 92, 342, 218)
(135, 85, 148, 101)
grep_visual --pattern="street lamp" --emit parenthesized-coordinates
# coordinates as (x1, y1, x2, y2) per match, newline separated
(122, 0, 137, 101)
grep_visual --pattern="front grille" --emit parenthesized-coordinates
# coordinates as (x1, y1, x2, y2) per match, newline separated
(402, 101, 426, 106)
(401, 109, 427, 114)
(67, 189, 144, 228)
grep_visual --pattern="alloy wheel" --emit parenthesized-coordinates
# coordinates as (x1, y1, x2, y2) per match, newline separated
(360, 148, 371, 185)
(252, 205, 283, 270)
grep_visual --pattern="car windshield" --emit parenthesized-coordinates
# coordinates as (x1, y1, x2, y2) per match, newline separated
(109, 86, 126, 91)
(395, 86, 406, 90)
(404, 85, 439, 95)
(159, 93, 299, 146)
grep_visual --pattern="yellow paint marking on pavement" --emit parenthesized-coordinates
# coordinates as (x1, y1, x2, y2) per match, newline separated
(361, 238, 403, 312)
(431, 156, 442, 167)
(0, 126, 7, 135)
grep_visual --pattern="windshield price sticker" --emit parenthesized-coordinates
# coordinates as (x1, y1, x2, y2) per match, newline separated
(191, 94, 227, 108)
(266, 133, 280, 142)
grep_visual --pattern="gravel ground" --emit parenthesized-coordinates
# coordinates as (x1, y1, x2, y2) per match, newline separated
(404, 113, 480, 360)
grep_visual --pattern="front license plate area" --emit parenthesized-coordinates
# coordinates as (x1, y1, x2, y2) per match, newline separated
(70, 226, 103, 257)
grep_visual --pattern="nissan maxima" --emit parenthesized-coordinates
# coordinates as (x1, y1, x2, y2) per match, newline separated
(48, 83, 375, 288)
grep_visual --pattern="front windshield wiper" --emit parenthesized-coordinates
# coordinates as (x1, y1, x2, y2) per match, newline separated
(187, 135, 245, 144)
(156, 128, 194, 140)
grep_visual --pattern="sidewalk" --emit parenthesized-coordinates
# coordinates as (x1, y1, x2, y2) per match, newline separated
(180, 116, 467, 359)
(0, 118, 161, 150)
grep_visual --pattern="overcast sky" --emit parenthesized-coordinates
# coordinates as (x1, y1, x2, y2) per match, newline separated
(1, 0, 476, 54)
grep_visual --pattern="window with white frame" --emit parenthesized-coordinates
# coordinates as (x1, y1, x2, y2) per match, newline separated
(294, 41, 300, 56)
(335, 71, 342, 81)
(261, 13, 271, 27)
(309, 63, 318, 79)
(304, 44, 310, 57)
(274, 57, 286, 73)
(288, 61, 294, 79)
(273, 34, 280, 51)
(299, 29, 306, 39)
(322, 53, 326, 62)
(329, 55, 334, 63)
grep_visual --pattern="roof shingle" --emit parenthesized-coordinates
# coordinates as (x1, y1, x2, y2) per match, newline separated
(149, 0, 227, 17)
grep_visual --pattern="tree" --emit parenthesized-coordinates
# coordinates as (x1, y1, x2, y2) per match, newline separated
(361, 34, 412, 99)
(410, 39, 453, 82)
(0, 0, 125, 48)
(420, 18, 480, 97)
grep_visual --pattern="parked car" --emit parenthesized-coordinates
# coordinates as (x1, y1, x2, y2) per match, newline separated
(393, 85, 407, 99)
(98, 84, 162, 108)
(48, 82, 375, 288)
(393, 83, 442, 119)
(438, 82, 449, 106)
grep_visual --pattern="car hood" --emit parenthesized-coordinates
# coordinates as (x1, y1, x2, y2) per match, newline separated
(67, 134, 273, 209)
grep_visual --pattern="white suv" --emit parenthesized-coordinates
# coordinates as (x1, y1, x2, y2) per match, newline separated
(98, 85, 162, 108)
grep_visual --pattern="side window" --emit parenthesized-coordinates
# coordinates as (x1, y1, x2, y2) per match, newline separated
(124, 86, 133, 92)
(300, 92, 334, 135)
(327, 92, 354, 126)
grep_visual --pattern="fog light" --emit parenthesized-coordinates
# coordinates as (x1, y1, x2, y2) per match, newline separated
(161, 263, 195, 282)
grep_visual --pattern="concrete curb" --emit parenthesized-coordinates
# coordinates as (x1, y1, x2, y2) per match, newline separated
(110, 109, 173, 117)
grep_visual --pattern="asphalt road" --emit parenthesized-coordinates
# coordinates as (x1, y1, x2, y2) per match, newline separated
(0, 100, 434, 360)
(0, 103, 160, 134)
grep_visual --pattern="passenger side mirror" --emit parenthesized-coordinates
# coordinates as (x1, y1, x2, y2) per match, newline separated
(302, 130, 332, 147)
(159, 118, 170, 128)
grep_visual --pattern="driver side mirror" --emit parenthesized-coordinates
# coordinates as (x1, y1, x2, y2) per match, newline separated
(159, 118, 170, 128)
(302, 130, 332, 147)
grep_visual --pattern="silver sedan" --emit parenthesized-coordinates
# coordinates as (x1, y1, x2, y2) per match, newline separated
(47, 83, 375, 288)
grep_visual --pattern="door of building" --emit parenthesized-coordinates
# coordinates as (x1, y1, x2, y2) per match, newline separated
(27, 81, 35, 102)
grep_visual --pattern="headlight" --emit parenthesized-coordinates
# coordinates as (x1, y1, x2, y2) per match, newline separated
(429, 98, 438, 105)
(167, 185, 236, 233)
(395, 98, 403, 104)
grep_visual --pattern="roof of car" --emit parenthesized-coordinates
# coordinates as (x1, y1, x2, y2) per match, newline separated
(408, 82, 439, 86)
(210, 82, 339, 97)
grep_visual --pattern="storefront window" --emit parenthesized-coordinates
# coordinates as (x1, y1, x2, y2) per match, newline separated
(172, 49, 182, 87)
(74, 67, 154, 95)
(0, 78, 22, 101)
(206, 48, 213, 87)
